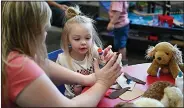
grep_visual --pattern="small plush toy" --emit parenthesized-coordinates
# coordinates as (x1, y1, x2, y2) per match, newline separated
(115, 81, 183, 107)
(146, 42, 183, 78)
(142, 81, 183, 107)
(115, 97, 164, 107)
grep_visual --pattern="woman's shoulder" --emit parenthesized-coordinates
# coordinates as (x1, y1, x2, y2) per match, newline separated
(7, 51, 27, 63)
(6, 51, 45, 102)
(7, 51, 36, 68)
(6, 51, 44, 78)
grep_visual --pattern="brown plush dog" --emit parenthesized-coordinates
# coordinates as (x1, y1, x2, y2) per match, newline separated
(146, 42, 183, 78)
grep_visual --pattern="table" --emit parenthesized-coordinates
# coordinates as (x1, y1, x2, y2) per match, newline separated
(82, 63, 175, 107)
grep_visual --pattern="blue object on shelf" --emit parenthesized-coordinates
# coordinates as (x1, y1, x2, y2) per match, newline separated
(48, 49, 65, 94)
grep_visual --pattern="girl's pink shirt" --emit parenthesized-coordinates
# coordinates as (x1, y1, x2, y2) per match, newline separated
(5, 51, 44, 106)
(109, 1, 130, 28)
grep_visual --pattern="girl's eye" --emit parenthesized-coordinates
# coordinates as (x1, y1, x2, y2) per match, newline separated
(165, 52, 169, 55)
(74, 39, 80, 41)
(86, 38, 90, 40)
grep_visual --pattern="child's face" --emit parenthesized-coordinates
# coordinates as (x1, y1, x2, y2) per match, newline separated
(68, 23, 93, 55)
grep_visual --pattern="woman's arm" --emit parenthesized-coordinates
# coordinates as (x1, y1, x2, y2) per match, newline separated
(16, 73, 108, 107)
(48, 45, 114, 86)
(16, 53, 122, 107)
(47, 59, 95, 86)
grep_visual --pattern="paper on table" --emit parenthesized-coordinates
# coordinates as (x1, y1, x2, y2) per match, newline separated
(119, 87, 145, 101)
(110, 83, 121, 90)
(116, 74, 136, 91)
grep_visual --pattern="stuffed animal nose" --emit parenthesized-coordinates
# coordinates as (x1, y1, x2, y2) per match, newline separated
(157, 57, 162, 60)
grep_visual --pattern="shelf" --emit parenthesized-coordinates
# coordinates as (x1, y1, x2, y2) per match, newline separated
(130, 24, 184, 36)
(96, 18, 184, 36)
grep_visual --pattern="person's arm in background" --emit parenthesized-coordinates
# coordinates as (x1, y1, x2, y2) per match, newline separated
(107, 11, 120, 30)
(47, 0, 68, 10)
(109, 11, 121, 25)
(48, 59, 96, 86)
(16, 53, 122, 107)
(107, 2, 122, 31)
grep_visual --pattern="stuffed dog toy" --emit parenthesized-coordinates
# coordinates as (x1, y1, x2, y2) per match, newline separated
(115, 81, 183, 107)
(142, 81, 183, 107)
(146, 42, 183, 78)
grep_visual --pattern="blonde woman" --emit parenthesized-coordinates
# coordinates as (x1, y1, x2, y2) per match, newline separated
(56, 6, 117, 98)
(2, 1, 122, 107)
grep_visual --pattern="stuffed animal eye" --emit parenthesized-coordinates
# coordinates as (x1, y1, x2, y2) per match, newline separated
(165, 52, 169, 55)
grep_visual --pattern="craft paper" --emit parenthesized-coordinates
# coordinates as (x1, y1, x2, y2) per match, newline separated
(116, 74, 136, 91)
(119, 87, 145, 101)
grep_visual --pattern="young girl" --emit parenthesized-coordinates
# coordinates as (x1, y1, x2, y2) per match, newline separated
(107, 1, 130, 65)
(56, 6, 112, 98)
(2, 1, 122, 107)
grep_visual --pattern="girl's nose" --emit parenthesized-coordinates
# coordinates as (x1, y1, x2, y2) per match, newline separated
(81, 40, 86, 45)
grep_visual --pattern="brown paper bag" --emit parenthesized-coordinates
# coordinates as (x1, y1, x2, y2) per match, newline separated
(119, 87, 145, 101)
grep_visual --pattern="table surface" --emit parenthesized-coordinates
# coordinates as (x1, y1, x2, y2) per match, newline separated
(82, 63, 175, 107)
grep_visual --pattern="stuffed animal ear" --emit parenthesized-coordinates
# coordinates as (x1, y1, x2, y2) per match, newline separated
(145, 46, 155, 59)
(172, 45, 183, 64)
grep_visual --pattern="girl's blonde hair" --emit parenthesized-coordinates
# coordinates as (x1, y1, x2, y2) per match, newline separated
(2, 1, 51, 106)
(61, 6, 103, 69)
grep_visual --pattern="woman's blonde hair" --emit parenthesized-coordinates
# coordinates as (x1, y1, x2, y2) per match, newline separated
(61, 5, 103, 69)
(2, 1, 51, 106)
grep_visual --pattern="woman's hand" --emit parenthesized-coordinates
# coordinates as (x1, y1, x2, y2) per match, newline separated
(94, 53, 122, 88)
